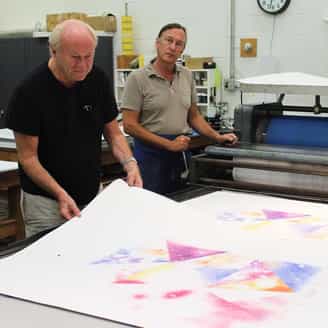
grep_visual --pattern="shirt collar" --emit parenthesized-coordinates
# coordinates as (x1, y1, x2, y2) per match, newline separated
(146, 59, 182, 78)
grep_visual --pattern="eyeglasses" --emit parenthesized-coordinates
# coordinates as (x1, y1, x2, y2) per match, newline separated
(160, 36, 185, 50)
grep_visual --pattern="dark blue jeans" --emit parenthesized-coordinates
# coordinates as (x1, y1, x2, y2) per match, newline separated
(134, 135, 189, 195)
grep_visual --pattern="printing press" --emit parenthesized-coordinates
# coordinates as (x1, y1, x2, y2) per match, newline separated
(191, 72, 328, 202)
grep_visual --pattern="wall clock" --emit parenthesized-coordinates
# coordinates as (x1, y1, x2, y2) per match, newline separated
(257, 0, 291, 15)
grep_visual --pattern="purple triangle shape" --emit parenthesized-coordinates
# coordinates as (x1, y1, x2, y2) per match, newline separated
(263, 209, 308, 220)
(167, 241, 225, 262)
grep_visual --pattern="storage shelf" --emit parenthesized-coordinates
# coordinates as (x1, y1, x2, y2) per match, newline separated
(115, 69, 137, 107)
(192, 69, 217, 117)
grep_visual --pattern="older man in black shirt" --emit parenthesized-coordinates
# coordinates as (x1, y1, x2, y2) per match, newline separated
(7, 19, 142, 237)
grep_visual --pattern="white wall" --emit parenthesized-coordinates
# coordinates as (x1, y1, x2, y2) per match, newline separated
(1, 0, 328, 115)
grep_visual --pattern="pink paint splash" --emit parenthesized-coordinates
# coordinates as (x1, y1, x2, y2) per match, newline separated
(133, 293, 148, 300)
(189, 292, 276, 328)
(263, 209, 308, 220)
(167, 241, 225, 262)
(114, 279, 144, 284)
(163, 289, 193, 299)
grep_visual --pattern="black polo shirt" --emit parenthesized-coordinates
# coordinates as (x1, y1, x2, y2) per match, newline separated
(6, 63, 118, 205)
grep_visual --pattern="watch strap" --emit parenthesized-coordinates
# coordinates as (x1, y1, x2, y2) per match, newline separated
(120, 156, 138, 166)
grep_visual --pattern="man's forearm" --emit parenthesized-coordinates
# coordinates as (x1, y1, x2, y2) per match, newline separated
(189, 114, 224, 142)
(110, 134, 135, 165)
(108, 132, 143, 187)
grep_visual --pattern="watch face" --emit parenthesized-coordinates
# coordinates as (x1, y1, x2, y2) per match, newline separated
(257, 0, 291, 14)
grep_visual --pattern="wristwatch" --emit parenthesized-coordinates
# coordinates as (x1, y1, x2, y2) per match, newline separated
(120, 156, 138, 166)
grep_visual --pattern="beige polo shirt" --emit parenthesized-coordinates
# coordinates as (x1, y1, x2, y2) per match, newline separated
(121, 63, 197, 134)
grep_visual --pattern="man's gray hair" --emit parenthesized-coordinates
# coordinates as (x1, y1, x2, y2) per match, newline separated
(49, 19, 98, 51)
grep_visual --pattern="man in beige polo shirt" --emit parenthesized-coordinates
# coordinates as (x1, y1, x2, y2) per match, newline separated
(122, 23, 237, 195)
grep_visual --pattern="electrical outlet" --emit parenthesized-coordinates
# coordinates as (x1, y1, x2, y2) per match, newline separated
(240, 38, 257, 57)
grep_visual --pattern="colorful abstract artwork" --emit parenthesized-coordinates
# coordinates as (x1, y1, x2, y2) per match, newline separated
(216, 209, 310, 223)
(216, 209, 328, 240)
(90, 241, 320, 327)
(91, 241, 224, 265)
(2, 181, 327, 328)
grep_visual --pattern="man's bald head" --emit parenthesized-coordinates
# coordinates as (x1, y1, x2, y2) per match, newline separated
(48, 19, 98, 86)
(49, 19, 97, 52)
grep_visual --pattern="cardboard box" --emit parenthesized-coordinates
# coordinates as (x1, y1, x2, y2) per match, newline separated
(185, 57, 213, 69)
(85, 15, 117, 32)
(117, 55, 138, 69)
(46, 12, 87, 31)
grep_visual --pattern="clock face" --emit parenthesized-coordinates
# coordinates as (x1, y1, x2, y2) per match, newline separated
(257, 0, 291, 15)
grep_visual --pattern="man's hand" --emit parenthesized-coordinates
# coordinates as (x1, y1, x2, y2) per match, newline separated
(219, 133, 238, 146)
(57, 192, 81, 220)
(125, 161, 143, 187)
(167, 135, 191, 152)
